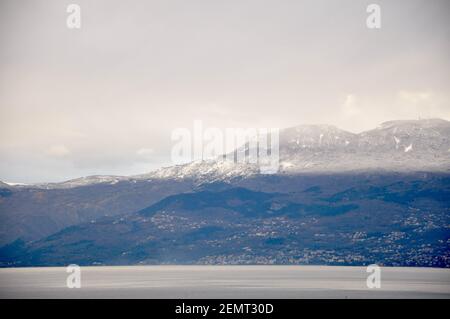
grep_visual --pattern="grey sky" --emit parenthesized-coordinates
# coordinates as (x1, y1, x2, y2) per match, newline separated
(0, 0, 449, 183)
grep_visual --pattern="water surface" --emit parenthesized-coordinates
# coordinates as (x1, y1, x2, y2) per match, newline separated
(0, 265, 449, 298)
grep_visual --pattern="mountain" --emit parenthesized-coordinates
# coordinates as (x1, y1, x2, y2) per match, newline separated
(0, 119, 449, 266)
(152, 119, 450, 178)
(2, 173, 449, 267)
(278, 119, 450, 173)
(10, 118, 450, 188)
(0, 177, 196, 245)
(132, 118, 450, 179)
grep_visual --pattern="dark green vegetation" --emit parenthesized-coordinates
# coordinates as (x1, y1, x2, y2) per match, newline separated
(1, 172, 449, 267)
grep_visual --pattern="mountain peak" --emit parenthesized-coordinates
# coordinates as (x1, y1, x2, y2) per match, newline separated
(11, 118, 450, 189)
(0, 181, 11, 188)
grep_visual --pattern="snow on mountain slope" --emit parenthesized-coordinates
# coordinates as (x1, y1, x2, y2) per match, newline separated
(359, 119, 450, 150)
(278, 119, 450, 173)
(0, 181, 13, 188)
(152, 118, 450, 178)
(11, 119, 450, 189)
(280, 124, 357, 150)
(29, 175, 129, 190)
(136, 160, 260, 183)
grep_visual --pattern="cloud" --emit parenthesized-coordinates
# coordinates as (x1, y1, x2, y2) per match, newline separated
(136, 148, 154, 160)
(394, 90, 450, 120)
(1, 0, 449, 182)
(397, 90, 431, 104)
(47, 145, 70, 157)
(341, 94, 360, 118)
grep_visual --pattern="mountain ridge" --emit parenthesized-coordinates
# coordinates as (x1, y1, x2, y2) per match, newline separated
(3, 118, 449, 189)
(0, 118, 449, 249)
(2, 173, 448, 267)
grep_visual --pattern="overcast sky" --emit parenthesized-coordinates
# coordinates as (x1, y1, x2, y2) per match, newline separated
(0, 0, 449, 183)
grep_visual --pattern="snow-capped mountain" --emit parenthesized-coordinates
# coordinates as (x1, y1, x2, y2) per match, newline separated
(278, 118, 450, 173)
(1, 119, 449, 257)
(5, 119, 449, 190)
(359, 119, 450, 151)
(32, 175, 128, 189)
(143, 118, 450, 180)
(280, 124, 357, 150)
